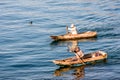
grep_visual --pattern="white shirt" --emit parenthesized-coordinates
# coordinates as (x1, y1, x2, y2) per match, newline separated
(68, 26, 78, 34)
(76, 50, 84, 58)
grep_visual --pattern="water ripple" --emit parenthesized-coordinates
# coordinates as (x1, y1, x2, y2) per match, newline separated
(0, 0, 120, 80)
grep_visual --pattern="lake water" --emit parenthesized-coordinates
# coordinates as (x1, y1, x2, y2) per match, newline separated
(0, 0, 120, 80)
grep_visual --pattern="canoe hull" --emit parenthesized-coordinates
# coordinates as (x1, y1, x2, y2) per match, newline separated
(53, 51, 107, 66)
(50, 31, 97, 41)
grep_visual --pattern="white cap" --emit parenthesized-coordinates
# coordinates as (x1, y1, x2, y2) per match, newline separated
(70, 24, 75, 28)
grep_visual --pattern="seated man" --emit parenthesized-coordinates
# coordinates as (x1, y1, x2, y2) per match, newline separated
(73, 46, 85, 64)
(68, 24, 78, 35)
(73, 46, 84, 59)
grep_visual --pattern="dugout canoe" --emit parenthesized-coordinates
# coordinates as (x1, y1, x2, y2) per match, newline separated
(53, 51, 107, 66)
(50, 31, 97, 41)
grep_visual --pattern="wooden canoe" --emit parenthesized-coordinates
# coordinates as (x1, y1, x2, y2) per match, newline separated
(53, 51, 107, 66)
(50, 31, 97, 41)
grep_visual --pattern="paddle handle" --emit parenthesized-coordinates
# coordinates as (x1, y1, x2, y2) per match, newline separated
(66, 26, 69, 34)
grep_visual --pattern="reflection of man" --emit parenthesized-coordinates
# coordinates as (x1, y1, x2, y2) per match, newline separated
(68, 40, 78, 52)
(72, 66, 85, 80)
(54, 66, 85, 80)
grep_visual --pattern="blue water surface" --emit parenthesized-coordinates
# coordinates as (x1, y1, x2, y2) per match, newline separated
(0, 0, 120, 80)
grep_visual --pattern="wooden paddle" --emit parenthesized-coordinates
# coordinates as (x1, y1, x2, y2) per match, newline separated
(75, 54, 85, 65)
(66, 25, 69, 34)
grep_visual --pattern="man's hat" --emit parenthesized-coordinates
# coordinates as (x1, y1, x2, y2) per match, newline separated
(70, 24, 75, 28)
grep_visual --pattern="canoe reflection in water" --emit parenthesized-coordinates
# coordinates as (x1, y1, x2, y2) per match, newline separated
(50, 38, 96, 48)
(54, 65, 85, 80)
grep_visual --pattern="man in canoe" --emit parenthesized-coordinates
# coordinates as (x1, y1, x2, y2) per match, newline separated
(67, 24, 78, 35)
(69, 45, 85, 64)
(73, 46, 84, 61)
